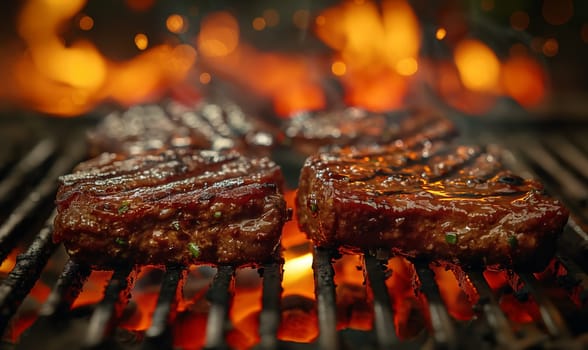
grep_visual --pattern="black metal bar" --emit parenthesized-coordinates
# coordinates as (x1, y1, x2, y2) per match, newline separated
(516, 137, 588, 206)
(256, 262, 283, 350)
(415, 264, 457, 350)
(142, 266, 186, 350)
(468, 270, 516, 346)
(0, 139, 56, 204)
(364, 254, 398, 349)
(545, 135, 588, 180)
(312, 247, 339, 350)
(204, 265, 235, 350)
(519, 272, 571, 339)
(0, 140, 85, 262)
(17, 260, 92, 349)
(38, 259, 91, 318)
(0, 212, 58, 334)
(83, 266, 137, 349)
(556, 255, 588, 305)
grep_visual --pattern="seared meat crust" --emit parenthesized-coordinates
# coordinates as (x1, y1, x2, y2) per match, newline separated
(87, 100, 276, 156)
(54, 148, 288, 268)
(296, 141, 569, 271)
(284, 108, 457, 155)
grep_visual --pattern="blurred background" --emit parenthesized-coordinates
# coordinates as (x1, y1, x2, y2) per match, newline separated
(0, 0, 587, 120)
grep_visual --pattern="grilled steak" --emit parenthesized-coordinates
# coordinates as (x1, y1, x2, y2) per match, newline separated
(54, 148, 288, 268)
(87, 100, 276, 156)
(283, 108, 457, 155)
(296, 141, 569, 271)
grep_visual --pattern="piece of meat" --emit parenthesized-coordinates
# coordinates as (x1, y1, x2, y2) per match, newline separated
(283, 108, 457, 155)
(87, 99, 277, 156)
(296, 141, 569, 271)
(54, 148, 289, 268)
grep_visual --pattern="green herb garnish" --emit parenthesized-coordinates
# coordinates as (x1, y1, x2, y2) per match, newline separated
(115, 237, 127, 246)
(310, 202, 318, 213)
(118, 201, 130, 214)
(213, 211, 222, 219)
(445, 232, 457, 245)
(171, 221, 181, 231)
(188, 242, 201, 258)
(508, 235, 518, 248)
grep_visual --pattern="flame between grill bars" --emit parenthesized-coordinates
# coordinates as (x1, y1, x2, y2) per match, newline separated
(0, 114, 587, 350)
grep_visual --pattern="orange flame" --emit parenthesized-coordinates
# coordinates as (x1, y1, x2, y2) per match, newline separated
(197, 12, 325, 116)
(315, 0, 421, 112)
(454, 40, 501, 93)
(437, 38, 547, 114)
(501, 54, 547, 107)
(4, 0, 196, 116)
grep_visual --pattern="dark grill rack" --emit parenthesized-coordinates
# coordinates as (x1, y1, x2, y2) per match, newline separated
(0, 116, 587, 349)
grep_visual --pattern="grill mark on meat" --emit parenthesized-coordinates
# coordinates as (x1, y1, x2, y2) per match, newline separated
(284, 108, 457, 155)
(168, 101, 235, 149)
(54, 148, 287, 268)
(311, 143, 481, 185)
(319, 145, 528, 199)
(88, 100, 278, 157)
(420, 146, 482, 181)
(296, 140, 569, 271)
(57, 150, 251, 199)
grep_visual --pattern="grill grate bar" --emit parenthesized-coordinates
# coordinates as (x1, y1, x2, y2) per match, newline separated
(515, 137, 588, 208)
(364, 254, 399, 348)
(0, 139, 56, 204)
(83, 266, 137, 349)
(545, 135, 588, 180)
(0, 140, 85, 262)
(556, 255, 588, 305)
(257, 262, 283, 350)
(204, 265, 235, 350)
(38, 259, 91, 318)
(570, 132, 588, 155)
(415, 264, 457, 350)
(143, 266, 186, 350)
(519, 272, 571, 338)
(312, 247, 339, 350)
(0, 213, 57, 334)
(468, 270, 516, 346)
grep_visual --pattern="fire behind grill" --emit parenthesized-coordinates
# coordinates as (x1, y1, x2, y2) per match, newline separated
(0, 112, 587, 350)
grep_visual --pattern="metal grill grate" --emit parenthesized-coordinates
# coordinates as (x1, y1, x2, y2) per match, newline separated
(0, 115, 587, 349)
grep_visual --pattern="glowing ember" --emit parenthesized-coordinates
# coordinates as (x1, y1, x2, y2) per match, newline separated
(483, 269, 541, 323)
(436, 27, 447, 40)
(0, 250, 19, 274)
(431, 264, 474, 320)
(281, 190, 311, 249)
(118, 266, 162, 331)
(278, 295, 318, 342)
(385, 257, 425, 339)
(166, 14, 187, 34)
(72, 270, 113, 308)
(134, 33, 149, 51)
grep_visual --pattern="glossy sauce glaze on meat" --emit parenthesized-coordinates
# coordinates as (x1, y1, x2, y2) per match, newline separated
(283, 108, 457, 155)
(87, 99, 277, 157)
(54, 148, 288, 268)
(296, 140, 569, 271)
